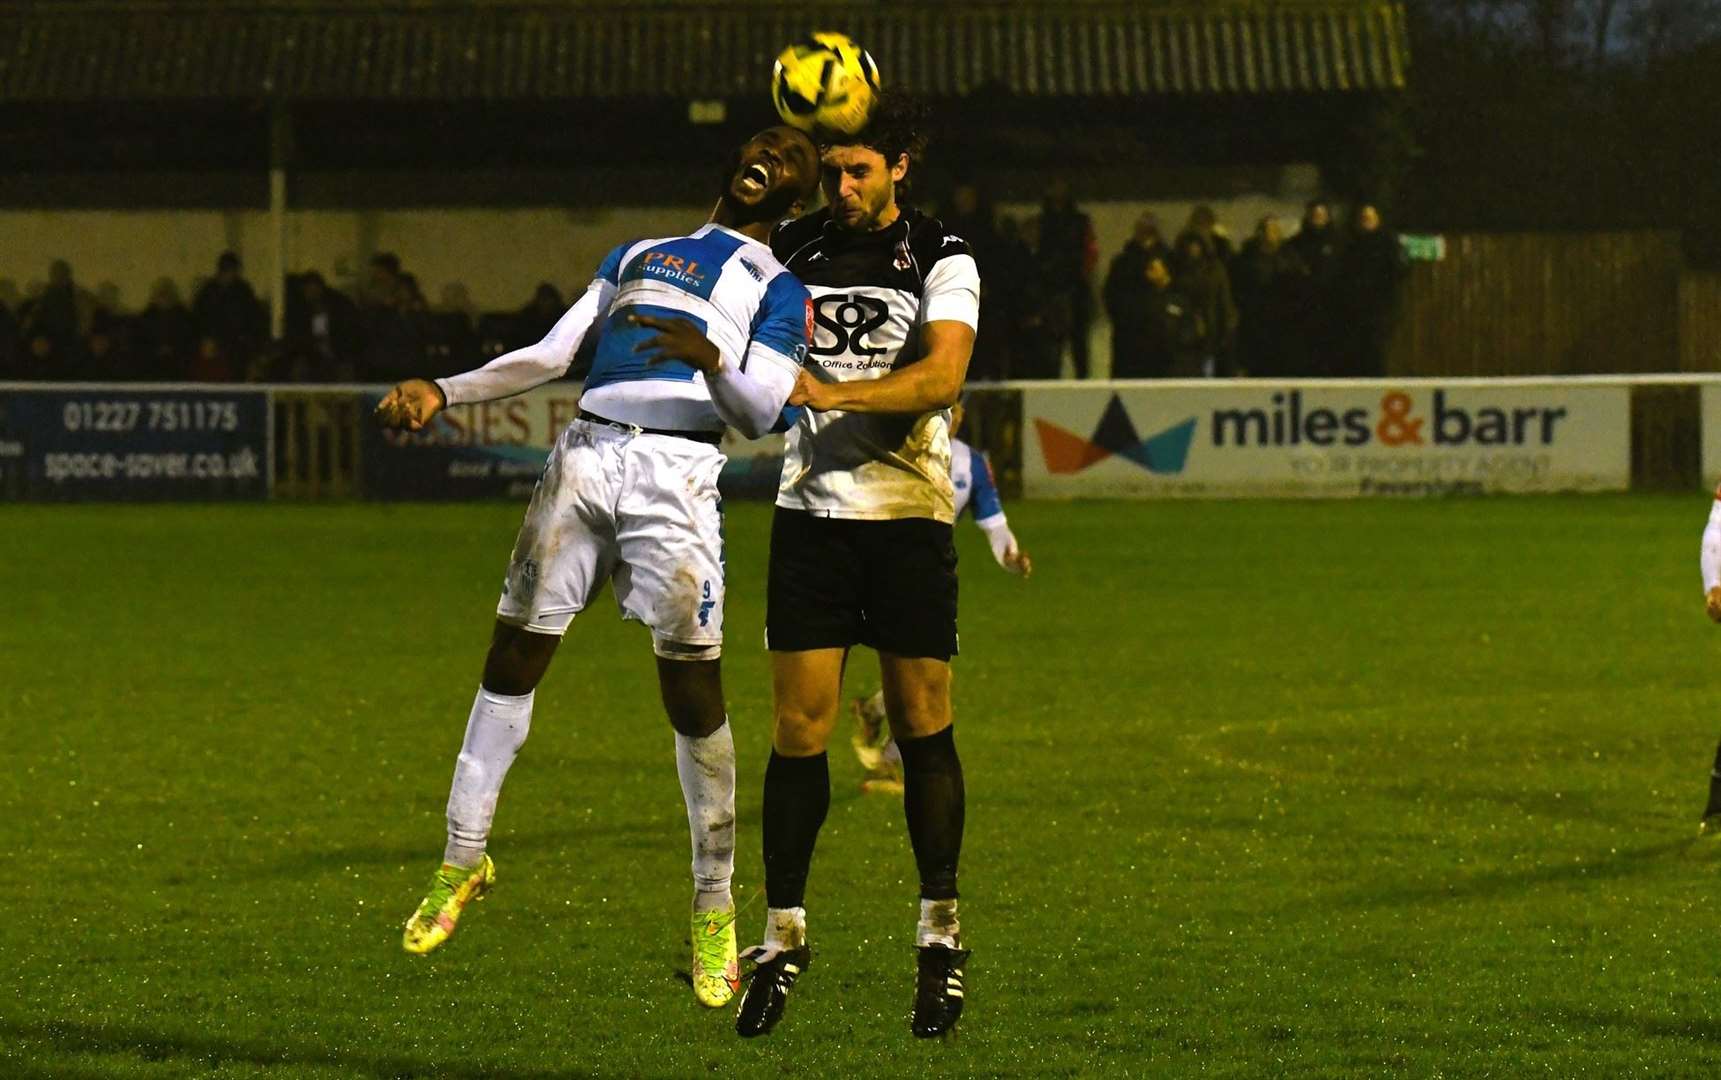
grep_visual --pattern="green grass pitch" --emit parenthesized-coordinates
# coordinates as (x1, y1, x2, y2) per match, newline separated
(5, 495, 1721, 1077)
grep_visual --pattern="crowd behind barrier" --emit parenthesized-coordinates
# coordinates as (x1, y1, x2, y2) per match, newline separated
(0, 191, 1405, 386)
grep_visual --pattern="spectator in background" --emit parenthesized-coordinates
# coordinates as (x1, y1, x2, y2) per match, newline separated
(944, 182, 1010, 381)
(285, 271, 364, 380)
(1172, 231, 1238, 377)
(1035, 178, 1098, 378)
(1334, 204, 1406, 378)
(512, 282, 565, 353)
(1111, 255, 1196, 379)
(398, 273, 433, 371)
(364, 252, 403, 310)
(1288, 201, 1341, 280)
(85, 286, 132, 380)
(439, 282, 475, 321)
(944, 183, 999, 265)
(187, 336, 234, 382)
(1008, 214, 1067, 380)
(193, 252, 265, 374)
(1103, 212, 1174, 373)
(23, 259, 96, 374)
(361, 270, 426, 382)
(135, 278, 196, 380)
(0, 283, 21, 379)
(426, 283, 480, 378)
(1288, 201, 1343, 374)
(987, 214, 1048, 380)
(1232, 217, 1309, 378)
(1182, 205, 1235, 266)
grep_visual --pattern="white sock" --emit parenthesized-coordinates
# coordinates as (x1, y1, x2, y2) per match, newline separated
(763, 906, 807, 950)
(443, 688, 534, 867)
(675, 720, 736, 912)
(917, 898, 960, 949)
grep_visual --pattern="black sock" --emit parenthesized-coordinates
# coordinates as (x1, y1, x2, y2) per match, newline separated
(762, 751, 830, 909)
(1706, 740, 1721, 818)
(897, 726, 965, 901)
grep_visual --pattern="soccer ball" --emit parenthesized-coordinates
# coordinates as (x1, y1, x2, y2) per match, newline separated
(771, 32, 881, 136)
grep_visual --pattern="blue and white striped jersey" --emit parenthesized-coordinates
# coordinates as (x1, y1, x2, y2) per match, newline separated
(580, 224, 811, 433)
(437, 222, 811, 436)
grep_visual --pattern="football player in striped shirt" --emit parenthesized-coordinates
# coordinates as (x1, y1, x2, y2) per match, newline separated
(373, 125, 819, 1009)
(736, 93, 981, 1039)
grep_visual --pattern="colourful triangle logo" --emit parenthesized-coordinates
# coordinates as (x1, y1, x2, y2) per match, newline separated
(1035, 396, 1196, 476)
(1035, 419, 1114, 474)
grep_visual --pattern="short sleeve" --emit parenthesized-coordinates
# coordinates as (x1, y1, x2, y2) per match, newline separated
(595, 241, 634, 287)
(922, 253, 980, 329)
(747, 271, 813, 376)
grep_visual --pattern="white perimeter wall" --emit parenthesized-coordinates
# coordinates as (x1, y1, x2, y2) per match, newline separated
(0, 193, 1312, 378)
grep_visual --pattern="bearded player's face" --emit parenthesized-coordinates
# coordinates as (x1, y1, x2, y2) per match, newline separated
(820, 144, 907, 231)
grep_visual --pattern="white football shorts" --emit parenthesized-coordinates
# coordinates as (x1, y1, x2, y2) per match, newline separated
(496, 418, 726, 657)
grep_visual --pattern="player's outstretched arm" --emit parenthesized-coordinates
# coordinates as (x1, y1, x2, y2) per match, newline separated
(429, 277, 611, 411)
(374, 378, 446, 431)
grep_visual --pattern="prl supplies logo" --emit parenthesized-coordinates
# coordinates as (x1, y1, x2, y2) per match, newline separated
(1036, 395, 1197, 475)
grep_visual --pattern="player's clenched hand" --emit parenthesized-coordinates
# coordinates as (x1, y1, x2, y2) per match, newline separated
(1707, 586, 1721, 623)
(1002, 544, 1033, 579)
(788, 369, 838, 412)
(374, 378, 445, 431)
(629, 314, 722, 375)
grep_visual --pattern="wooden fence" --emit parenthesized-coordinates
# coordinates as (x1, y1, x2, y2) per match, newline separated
(1682, 272, 1721, 373)
(1386, 231, 1696, 377)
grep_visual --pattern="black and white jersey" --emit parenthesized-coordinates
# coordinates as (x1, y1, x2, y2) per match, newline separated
(770, 207, 981, 523)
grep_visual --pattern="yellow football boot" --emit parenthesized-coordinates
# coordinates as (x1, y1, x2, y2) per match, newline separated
(402, 855, 495, 955)
(692, 905, 741, 1007)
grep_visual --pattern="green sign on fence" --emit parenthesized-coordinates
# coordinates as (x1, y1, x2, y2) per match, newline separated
(1400, 234, 1446, 261)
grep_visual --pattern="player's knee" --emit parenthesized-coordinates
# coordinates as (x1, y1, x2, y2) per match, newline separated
(884, 682, 952, 741)
(655, 653, 726, 738)
(887, 701, 951, 741)
(772, 702, 836, 756)
(482, 621, 559, 696)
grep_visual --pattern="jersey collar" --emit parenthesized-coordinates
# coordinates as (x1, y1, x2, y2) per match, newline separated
(697, 221, 771, 251)
(822, 206, 918, 241)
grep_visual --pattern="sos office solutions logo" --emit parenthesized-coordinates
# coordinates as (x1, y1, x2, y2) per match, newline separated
(1037, 390, 1574, 476)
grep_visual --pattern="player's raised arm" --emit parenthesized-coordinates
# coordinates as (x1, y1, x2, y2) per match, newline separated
(374, 249, 622, 430)
(1702, 486, 1721, 621)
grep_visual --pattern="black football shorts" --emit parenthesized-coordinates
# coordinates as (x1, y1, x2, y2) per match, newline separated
(765, 507, 959, 660)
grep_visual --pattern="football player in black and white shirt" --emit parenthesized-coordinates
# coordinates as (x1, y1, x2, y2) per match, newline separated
(734, 94, 981, 1040)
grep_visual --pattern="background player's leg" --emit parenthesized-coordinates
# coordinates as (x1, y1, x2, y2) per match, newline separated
(444, 620, 561, 867)
(851, 681, 903, 791)
(656, 655, 734, 912)
(760, 648, 846, 947)
(880, 653, 963, 946)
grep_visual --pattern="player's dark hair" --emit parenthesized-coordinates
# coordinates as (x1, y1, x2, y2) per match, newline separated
(823, 89, 930, 192)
